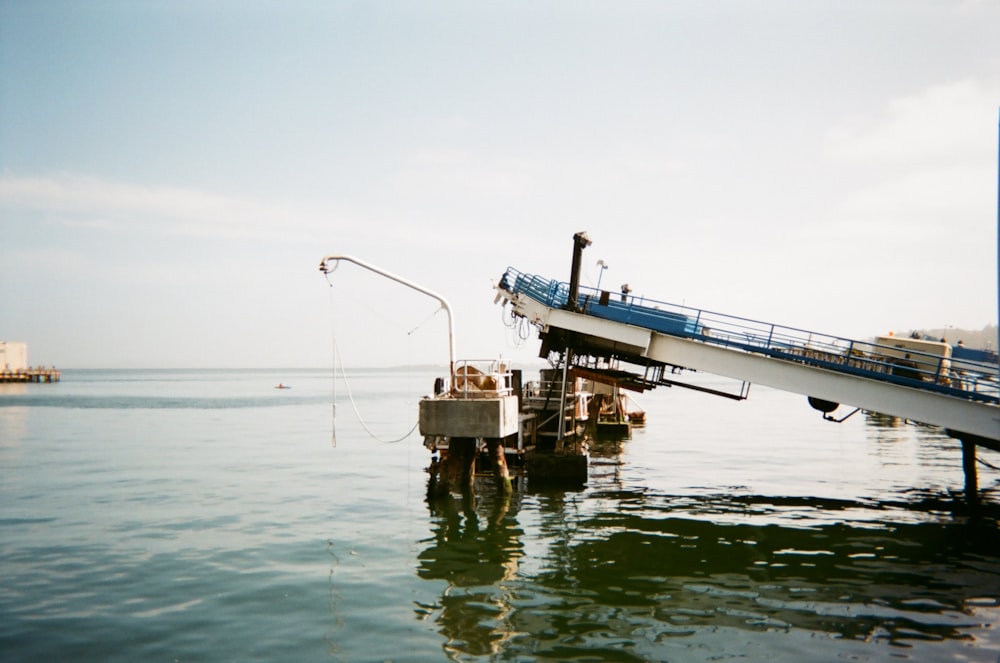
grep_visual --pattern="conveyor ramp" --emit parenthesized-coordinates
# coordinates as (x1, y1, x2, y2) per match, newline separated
(497, 268, 999, 446)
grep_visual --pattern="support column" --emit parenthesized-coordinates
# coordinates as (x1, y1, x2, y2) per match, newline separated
(451, 437, 478, 493)
(557, 350, 569, 445)
(962, 438, 979, 509)
(428, 437, 479, 498)
(486, 437, 512, 495)
(565, 231, 592, 312)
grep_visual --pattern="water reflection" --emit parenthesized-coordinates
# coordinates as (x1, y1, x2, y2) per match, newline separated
(413, 394, 1000, 660)
(0, 384, 29, 446)
(418, 487, 1000, 661)
(417, 492, 525, 658)
(537, 500, 998, 646)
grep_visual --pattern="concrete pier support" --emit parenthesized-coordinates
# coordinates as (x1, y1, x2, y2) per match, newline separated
(420, 392, 521, 498)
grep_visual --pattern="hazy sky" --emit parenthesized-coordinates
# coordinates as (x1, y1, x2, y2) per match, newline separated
(1, 1, 998, 369)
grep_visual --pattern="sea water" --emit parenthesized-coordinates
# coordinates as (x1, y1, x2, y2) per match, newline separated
(1, 368, 998, 662)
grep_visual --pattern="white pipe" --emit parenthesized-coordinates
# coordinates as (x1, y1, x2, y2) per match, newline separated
(320, 254, 455, 382)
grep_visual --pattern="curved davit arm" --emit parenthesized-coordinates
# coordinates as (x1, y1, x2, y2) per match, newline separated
(319, 254, 456, 382)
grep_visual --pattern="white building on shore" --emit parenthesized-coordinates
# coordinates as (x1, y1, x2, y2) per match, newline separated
(1, 342, 29, 371)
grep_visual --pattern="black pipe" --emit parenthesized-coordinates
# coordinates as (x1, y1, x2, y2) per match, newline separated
(565, 231, 592, 311)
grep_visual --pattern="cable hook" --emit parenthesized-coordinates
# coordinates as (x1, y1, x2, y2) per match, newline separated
(319, 257, 341, 286)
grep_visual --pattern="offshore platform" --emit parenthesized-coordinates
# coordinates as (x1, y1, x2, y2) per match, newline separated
(321, 232, 998, 505)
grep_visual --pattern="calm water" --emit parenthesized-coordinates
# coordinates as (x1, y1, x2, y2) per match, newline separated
(1, 368, 998, 662)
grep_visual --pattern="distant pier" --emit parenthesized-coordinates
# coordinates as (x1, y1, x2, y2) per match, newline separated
(0, 367, 61, 384)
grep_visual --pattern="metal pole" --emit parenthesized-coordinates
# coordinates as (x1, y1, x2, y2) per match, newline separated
(596, 259, 607, 292)
(319, 254, 456, 384)
(557, 348, 570, 443)
(565, 231, 592, 311)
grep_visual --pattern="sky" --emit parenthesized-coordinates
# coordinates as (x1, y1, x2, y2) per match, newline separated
(1, 0, 998, 369)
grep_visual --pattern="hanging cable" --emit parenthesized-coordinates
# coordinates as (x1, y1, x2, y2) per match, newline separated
(500, 304, 531, 348)
(332, 339, 419, 444)
(407, 306, 444, 337)
(326, 274, 338, 447)
(320, 254, 437, 445)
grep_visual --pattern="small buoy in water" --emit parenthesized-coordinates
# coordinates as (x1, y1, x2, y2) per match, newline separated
(808, 396, 838, 413)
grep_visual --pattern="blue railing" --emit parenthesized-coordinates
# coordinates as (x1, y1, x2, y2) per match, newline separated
(500, 268, 1000, 405)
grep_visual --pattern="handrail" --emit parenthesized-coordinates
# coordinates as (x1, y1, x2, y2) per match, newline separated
(498, 267, 1000, 405)
(321, 255, 456, 384)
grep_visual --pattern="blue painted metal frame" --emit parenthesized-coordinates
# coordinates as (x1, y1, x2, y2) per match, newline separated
(502, 268, 999, 406)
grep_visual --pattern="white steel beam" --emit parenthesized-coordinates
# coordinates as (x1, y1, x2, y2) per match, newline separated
(508, 291, 652, 353)
(501, 289, 999, 442)
(644, 334, 999, 440)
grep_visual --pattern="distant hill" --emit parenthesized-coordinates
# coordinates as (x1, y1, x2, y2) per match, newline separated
(905, 324, 998, 350)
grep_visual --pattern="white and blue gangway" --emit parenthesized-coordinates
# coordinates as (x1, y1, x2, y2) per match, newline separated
(494, 235, 999, 501)
(496, 269, 998, 442)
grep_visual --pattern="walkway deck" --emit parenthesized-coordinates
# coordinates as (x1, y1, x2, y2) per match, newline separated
(0, 368, 61, 384)
(497, 268, 999, 447)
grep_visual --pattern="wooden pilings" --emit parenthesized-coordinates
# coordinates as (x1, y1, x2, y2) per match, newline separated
(486, 437, 513, 495)
(427, 437, 477, 498)
(451, 437, 478, 493)
(428, 436, 514, 498)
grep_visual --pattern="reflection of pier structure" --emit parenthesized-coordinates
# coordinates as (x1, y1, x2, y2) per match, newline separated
(411, 488, 1000, 660)
(495, 232, 999, 504)
(417, 494, 524, 658)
